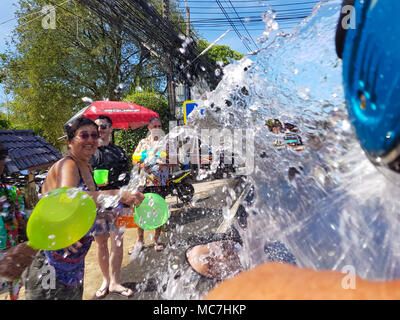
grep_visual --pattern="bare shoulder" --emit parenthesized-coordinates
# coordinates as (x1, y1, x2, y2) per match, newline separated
(51, 157, 78, 176)
(42, 157, 79, 193)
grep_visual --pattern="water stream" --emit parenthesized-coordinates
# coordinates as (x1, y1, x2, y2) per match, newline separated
(158, 0, 400, 299)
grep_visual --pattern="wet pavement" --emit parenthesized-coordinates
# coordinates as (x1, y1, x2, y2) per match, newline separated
(105, 176, 243, 300)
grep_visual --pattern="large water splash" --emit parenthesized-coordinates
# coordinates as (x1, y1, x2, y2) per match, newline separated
(154, 0, 400, 300)
(188, 0, 400, 285)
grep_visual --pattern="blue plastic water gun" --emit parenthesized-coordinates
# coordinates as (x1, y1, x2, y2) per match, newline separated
(341, 0, 400, 164)
(132, 150, 167, 163)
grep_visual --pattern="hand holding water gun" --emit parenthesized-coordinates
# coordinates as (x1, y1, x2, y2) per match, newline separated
(132, 150, 168, 167)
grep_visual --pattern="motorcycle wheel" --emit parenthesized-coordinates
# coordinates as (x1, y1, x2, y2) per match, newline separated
(177, 183, 195, 203)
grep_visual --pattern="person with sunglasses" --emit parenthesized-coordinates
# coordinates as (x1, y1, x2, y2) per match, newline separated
(89, 115, 133, 299)
(0, 117, 144, 300)
(205, 0, 400, 299)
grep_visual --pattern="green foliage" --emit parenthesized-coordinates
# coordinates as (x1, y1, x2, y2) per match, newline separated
(197, 39, 244, 66)
(1, 0, 170, 149)
(114, 91, 168, 157)
(0, 111, 11, 130)
(0, 0, 211, 149)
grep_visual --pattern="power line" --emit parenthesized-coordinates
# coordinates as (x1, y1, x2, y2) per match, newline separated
(177, 0, 286, 2)
(181, 1, 319, 9)
(215, 0, 253, 52)
(184, 10, 313, 15)
(187, 13, 310, 24)
(0, 0, 72, 27)
(227, 0, 259, 49)
(75, 0, 222, 87)
(186, 7, 315, 14)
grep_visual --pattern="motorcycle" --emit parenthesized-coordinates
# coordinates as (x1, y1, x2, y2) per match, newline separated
(167, 169, 195, 203)
(133, 150, 195, 203)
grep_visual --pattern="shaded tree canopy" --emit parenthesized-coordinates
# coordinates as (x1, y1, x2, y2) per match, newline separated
(0, 0, 168, 147)
(0, 0, 244, 148)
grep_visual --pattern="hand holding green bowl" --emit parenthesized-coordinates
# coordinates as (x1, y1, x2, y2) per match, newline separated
(134, 193, 169, 230)
(26, 187, 97, 250)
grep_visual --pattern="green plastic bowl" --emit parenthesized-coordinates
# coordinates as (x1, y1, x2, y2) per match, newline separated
(27, 187, 97, 250)
(134, 193, 169, 230)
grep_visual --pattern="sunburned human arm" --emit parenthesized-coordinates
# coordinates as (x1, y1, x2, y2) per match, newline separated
(55, 158, 144, 208)
(86, 188, 144, 208)
(204, 262, 400, 300)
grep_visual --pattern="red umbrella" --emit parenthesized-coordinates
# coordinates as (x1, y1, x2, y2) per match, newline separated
(67, 101, 159, 130)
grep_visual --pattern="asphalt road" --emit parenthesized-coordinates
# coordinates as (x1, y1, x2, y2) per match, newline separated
(0, 175, 244, 300)
(105, 176, 243, 300)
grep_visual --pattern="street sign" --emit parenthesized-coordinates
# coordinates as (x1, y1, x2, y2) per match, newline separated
(183, 100, 203, 124)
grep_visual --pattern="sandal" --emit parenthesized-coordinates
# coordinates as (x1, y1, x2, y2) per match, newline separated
(92, 287, 109, 300)
(109, 287, 134, 298)
(128, 242, 144, 255)
(154, 243, 165, 251)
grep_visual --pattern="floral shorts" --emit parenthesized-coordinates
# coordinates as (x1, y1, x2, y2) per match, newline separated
(92, 215, 119, 236)
(92, 203, 127, 236)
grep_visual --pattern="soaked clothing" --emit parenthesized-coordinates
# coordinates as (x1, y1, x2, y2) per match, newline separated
(134, 136, 172, 187)
(90, 143, 130, 235)
(22, 251, 84, 300)
(90, 143, 130, 190)
(23, 157, 97, 299)
(42, 234, 93, 287)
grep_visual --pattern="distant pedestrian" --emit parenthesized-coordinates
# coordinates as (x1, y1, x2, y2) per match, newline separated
(129, 117, 176, 255)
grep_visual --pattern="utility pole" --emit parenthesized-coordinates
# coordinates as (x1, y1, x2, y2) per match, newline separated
(185, 0, 190, 36)
(163, 0, 176, 121)
(184, 0, 191, 102)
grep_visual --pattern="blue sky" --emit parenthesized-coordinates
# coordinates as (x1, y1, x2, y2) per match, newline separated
(175, 0, 319, 53)
(0, 0, 19, 105)
(0, 0, 318, 104)
(0, 0, 18, 48)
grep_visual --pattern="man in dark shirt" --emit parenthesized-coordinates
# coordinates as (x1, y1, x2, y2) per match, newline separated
(90, 115, 133, 299)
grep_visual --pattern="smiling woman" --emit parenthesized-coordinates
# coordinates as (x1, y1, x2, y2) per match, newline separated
(19, 117, 145, 300)
(0, 117, 144, 300)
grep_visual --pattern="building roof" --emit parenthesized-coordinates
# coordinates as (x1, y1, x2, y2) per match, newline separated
(0, 130, 62, 174)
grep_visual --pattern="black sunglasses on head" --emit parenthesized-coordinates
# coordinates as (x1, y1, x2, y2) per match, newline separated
(99, 124, 110, 130)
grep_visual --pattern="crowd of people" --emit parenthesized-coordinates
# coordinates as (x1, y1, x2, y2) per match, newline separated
(0, 116, 164, 300)
(2, 0, 400, 300)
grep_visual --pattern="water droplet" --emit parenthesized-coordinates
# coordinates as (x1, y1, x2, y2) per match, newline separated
(149, 197, 154, 207)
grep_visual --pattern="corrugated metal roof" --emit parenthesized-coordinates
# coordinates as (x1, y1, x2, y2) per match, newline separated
(0, 130, 62, 174)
